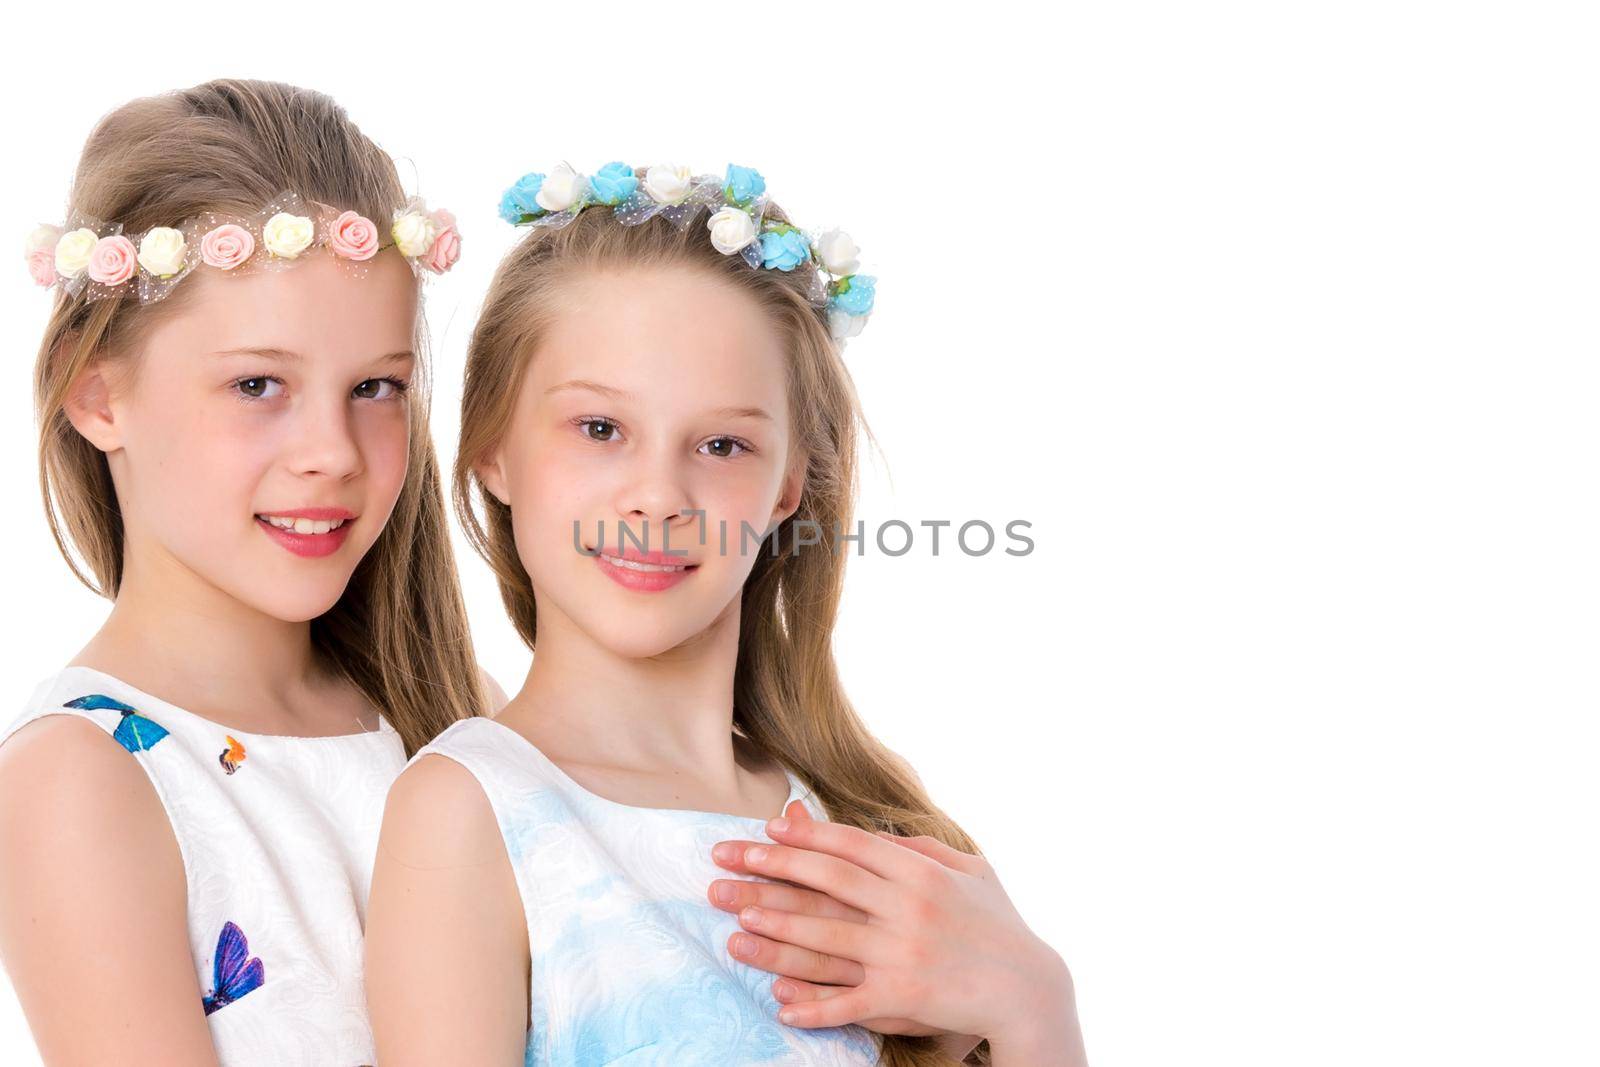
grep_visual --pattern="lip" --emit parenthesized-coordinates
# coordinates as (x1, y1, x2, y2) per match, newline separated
(589, 545, 699, 592)
(255, 508, 357, 559)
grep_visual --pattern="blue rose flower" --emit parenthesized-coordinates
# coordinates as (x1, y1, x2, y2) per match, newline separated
(759, 227, 811, 272)
(724, 164, 766, 205)
(589, 161, 639, 206)
(831, 274, 876, 315)
(498, 172, 546, 223)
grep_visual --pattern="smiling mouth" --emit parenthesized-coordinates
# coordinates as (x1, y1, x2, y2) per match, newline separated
(589, 549, 699, 573)
(256, 515, 353, 535)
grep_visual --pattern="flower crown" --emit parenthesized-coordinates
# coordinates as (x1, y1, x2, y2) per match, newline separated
(498, 162, 876, 343)
(23, 189, 461, 306)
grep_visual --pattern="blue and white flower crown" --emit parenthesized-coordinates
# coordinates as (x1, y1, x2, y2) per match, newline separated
(498, 162, 876, 343)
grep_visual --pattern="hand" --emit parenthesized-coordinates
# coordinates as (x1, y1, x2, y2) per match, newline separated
(708, 801, 984, 1061)
(708, 803, 1079, 1059)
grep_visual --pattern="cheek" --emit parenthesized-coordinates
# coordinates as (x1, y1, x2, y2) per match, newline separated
(354, 406, 411, 492)
(126, 404, 276, 524)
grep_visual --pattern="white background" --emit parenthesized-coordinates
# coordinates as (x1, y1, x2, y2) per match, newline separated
(0, 1, 1595, 1064)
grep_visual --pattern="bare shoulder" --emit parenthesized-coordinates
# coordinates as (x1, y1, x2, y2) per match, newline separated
(0, 712, 173, 847)
(368, 752, 528, 1064)
(0, 714, 217, 1063)
(378, 751, 508, 870)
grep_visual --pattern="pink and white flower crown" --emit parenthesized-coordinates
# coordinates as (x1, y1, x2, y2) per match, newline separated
(22, 189, 461, 305)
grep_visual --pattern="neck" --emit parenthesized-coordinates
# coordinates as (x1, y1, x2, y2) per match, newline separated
(73, 533, 330, 716)
(508, 592, 755, 790)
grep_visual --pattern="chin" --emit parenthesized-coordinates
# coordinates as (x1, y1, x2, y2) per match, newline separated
(228, 575, 354, 624)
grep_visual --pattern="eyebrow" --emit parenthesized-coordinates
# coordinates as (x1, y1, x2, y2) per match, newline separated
(210, 347, 415, 365)
(544, 378, 772, 421)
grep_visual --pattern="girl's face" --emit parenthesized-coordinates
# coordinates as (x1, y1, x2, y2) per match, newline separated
(479, 266, 805, 659)
(71, 248, 418, 622)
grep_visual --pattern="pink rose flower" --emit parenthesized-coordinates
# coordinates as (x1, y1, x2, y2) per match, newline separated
(28, 249, 56, 287)
(329, 210, 379, 261)
(87, 235, 137, 286)
(421, 209, 460, 274)
(200, 224, 255, 270)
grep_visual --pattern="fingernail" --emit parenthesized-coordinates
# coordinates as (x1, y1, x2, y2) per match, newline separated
(732, 933, 757, 957)
(740, 906, 762, 928)
(779, 1008, 798, 1024)
(713, 881, 737, 904)
(773, 979, 795, 1001)
(712, 843, 738, 863)
(768, 817, 789, 834)
(745, 845, 768, 864)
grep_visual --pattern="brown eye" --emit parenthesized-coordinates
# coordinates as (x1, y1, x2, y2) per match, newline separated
(233, 376, 281, 401)
(354, 378, 407, 401)
(580, 418, 618, 442)
(699, 436, 751, 459)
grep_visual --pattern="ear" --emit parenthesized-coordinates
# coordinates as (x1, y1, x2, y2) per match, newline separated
(770, 450, 807, 526)
(62, 360, 126, 455)
(473, 443, 512, 508)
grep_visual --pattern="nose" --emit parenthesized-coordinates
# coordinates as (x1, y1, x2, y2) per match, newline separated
(614, 447, 696, 554)
(285, 390, 364, 480)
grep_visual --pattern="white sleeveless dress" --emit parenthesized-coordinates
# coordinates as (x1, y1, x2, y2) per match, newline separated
(0, 664, 406, 1067)
(411, 715, 884, 1066)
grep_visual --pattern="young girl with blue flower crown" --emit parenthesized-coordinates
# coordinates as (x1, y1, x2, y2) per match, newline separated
(0, 79, 500, 1066)
(365, 161, 1087, 1066)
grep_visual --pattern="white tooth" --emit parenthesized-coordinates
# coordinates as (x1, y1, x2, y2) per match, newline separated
(293, 517, 315, 534)
(604, 555, 688, 573)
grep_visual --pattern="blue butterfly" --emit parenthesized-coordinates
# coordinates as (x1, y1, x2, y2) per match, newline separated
(64, 693, 170, 753)
(202, 921, 264, 1015)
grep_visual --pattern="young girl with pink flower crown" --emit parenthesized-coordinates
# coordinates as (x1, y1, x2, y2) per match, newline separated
(365, 161, 1087, 1067)
(0, 79, 493, 1067)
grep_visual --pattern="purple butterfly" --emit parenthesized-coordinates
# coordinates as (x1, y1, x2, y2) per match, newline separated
(201, 920, 263, 1015)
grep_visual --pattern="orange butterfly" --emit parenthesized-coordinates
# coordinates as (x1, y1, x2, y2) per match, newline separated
(218, 735, 247, 775)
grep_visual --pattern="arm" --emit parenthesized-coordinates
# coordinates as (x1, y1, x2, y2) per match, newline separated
(365, 753, 528, 1067)
(0, 715, 221, 1066)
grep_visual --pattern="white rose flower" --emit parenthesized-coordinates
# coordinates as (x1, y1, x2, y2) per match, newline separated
(828, 308, 867, 340)
(263, 212, 315, 258)
(54, 228, 99, 279)
(815, 229, 861, 277)
(643, 163, 693, 205)
(25, 224, 62, 257)
(707, 207, 756, 255)
(537, 163, 589, 213)
(391, 211, 438, 258)
(137, 227, 188, 278)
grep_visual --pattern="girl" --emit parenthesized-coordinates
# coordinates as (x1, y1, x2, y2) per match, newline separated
(0, 80, 499, 1066)
(366, 162, 1086, 1065)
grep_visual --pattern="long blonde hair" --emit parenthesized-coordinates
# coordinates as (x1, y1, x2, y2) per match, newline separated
(35, 79, 484, 756)
(456, 172, 990, 1066)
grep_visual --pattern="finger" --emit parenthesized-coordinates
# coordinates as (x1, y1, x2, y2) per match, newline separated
(737, 904, 886, 964)
(785, 798, 813, 821)
(777, 986, 876, 1029)
(707, 879, 869, 923)
(873, 830, 986, 875)
(772, 976, 851, 1003)
(710, 840, 808, 886)
(770, 981, 923, 1036)
(725, 927, 865, 986)
(728, 841, 897, 915)
(763, 817, 935, 885)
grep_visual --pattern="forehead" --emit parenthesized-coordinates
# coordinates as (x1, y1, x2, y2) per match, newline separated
(528, 267, 788, 404)
(140, 248, 418, 362)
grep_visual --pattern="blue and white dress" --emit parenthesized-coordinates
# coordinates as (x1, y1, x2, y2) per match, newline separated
(411, 715, 884, 1066)
(0, 664, 406, 1067)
